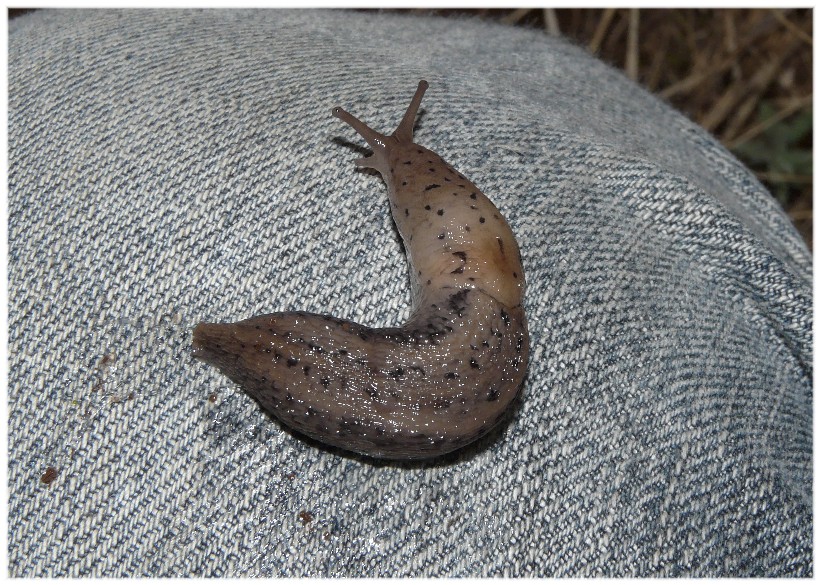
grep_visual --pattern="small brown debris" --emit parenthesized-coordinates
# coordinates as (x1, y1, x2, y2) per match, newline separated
(208, 393, 218, 403)
(41, 466, 58, 485)
(298, 511, 314, 525)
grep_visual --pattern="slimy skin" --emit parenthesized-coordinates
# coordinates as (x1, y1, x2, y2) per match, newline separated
(192, 80, 529, 459)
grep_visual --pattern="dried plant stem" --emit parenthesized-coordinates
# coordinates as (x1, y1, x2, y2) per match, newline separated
(759, 172, 813, 186)
(727, 94, 814, 149)
(771, 9, 812, 46)
(659, 14, 780, 100)
(699, 37, 800, 132)
(626, 9, 640, 81)
(723, 11, 742, 80)
(788, 208, 813, 220)
(543, 8, 561, 35)
(588, 8, 617, 53)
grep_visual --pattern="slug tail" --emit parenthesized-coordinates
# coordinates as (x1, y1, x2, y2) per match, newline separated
(192, 322, 245, 377)
(192, 295, 529, 459)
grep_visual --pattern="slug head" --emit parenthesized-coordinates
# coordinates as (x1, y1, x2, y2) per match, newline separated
(332, 80, 429, 176)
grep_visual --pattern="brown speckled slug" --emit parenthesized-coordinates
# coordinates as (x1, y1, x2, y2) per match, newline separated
(192, 80, 529, 459)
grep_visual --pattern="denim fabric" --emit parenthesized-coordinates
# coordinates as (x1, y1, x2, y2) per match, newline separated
(8, 9, 812, 577)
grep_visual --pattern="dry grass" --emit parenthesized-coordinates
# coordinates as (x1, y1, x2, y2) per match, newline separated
(401, 8, 813, 250)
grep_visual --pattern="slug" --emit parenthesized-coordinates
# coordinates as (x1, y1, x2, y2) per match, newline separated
(192, 80, 529, 459)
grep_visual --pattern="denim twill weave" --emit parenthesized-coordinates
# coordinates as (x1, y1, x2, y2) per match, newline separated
(8, 9, 812, 576)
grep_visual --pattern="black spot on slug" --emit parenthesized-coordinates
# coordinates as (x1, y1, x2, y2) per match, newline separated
(286, 357, 298, 367)
(424, 184, 440, 191)
(497, 237, 505, 255)
(479, 217, 486, 223)
(445, 372, 459, 380)
(405, 208, 409, 216)
(320, 377, 330, 388)
(437, 209, 444, 215)
(447, 289, 470, 317)
(470, 192, 477, 199)
(424, 205, 431, 210)
(303, 365, 311, 376)
(438, 233, 445, 240)
(500, 309, 510, 327)
(487, 388, 501, 402)
(469, 358, 480, 369)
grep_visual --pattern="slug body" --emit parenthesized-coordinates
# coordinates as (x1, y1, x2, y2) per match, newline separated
(193, 81, 529, 459)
